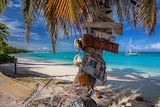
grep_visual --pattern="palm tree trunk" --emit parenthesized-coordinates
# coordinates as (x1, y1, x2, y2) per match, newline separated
(58, 11, 109, 106)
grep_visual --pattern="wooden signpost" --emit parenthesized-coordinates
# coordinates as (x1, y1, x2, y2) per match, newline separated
(82, 6, 123, 54)
(86, 29, 116, 41)
(65, 6, 124, 107)
(83, 34, 119, 53)
(82, 22, 123, 29)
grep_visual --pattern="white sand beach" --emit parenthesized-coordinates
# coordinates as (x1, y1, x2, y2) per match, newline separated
(0, 57, 160, 106)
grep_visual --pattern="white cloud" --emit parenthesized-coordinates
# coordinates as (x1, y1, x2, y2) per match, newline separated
(42, 47, 50, 50)
(8, 1, 21, 8)
(150, 43, 160, 49)
(8, 41, 52, 51)
(134, 42, 160, 51)
(0, 16, 45, 41)
(30, 32, 44, 41)
(6, 21, 25, 37)
(0, 16, 8, 21)
(0, 16, 25, 37)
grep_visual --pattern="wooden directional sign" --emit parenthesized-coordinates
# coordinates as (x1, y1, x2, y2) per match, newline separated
(99, 5, 113, 21)
(98, 7, 123, 35)
(82, 22, 123, 29)
(99, 6, 113, 35)
(113, 28, 123, 35)
(83, 34, 119, 53)
(87, 29, 116, 41)
(98, 11, 113, 22)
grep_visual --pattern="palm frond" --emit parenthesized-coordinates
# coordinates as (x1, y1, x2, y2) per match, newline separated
(108, 0, 157, 35)
(22, 0, 41, 42)
(22, 0, 158, 53)
(0, 0, 7, 15)
(113, 0, 123, 22)
(135, 0, 157, 35)
(0, 22, 10, 41)
(22, 0, 88, 52)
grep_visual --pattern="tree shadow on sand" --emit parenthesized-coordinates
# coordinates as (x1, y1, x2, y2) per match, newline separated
(0, 62, 75, 78)
(0, 63, 52, 78)
(96, 67, 160, 104)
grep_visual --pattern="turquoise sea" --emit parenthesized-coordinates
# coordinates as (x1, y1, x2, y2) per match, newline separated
(15, 52, 160, 79)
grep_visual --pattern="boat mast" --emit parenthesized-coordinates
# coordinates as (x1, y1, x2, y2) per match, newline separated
(125, 38, 132, 54)
(129, 38, 132, 53)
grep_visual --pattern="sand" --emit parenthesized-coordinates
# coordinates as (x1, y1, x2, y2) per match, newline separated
(0, 57, 160, 106)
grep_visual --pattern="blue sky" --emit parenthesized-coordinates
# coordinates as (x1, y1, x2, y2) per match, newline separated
(0, 0, 160, 52)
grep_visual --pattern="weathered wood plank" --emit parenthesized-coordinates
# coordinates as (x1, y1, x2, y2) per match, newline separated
(113, 28, 123, 35)
(98, 9, 113, 34)
(106, 28, 112, 34)
(87, 29, 115, 41)
(82, 22, 123, 29)
(98, 11, 113, 22)
(100, 8, 112, 14)
(87, 13, 93, 22)
(98, 9, 123, 35)
(99, 5, 112, 13)
(83, 34, 119, 53)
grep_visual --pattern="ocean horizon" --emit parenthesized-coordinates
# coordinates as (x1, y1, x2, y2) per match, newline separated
(15, 51, 160, 79)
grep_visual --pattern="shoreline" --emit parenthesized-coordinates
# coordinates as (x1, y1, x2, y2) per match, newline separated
(2, 56, 160, 81)
(13, 52, 160, 76)
(0, 57, 78, 81)
(14, 53, 160, 80)
(0, 57, 160, 106)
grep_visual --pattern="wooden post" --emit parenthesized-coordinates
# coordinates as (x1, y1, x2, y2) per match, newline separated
(14, 58, 17, 74)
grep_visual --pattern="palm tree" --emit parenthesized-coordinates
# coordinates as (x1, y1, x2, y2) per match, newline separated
(20, 0, 157, 53)
(1, 41, 8, 53)
(0, 22, 9, 41)
(0, 0, 7, 15)
(0, 0, 158, 106)
(0, 0, 9, 53)
(0, 0, 157, 52)
(21, 1, 158, 106)
(0, 22, 10, 53)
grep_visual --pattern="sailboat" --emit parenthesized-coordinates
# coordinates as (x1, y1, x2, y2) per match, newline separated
(125, 38, 139, 56)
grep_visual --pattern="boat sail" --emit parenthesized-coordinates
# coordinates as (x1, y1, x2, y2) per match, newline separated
(125, 38, 139, 56)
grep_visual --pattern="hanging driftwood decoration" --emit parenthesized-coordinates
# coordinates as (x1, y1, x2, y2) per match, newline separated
(98, 6, 113, 20)
(82, 22, 123, 29)
(83, 34, 119, 53)
(113, 28, 123, 35)
(86, 29, 115, 41)
(98, 11, 113, 22)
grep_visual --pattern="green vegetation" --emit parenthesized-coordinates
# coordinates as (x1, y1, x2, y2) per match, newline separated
(0, 53, 15, 63)
(0, 22, 9, 53)
(0, 22, 30, 63)
(1, 44, 31, 54)
(0, 43, 31, 63)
